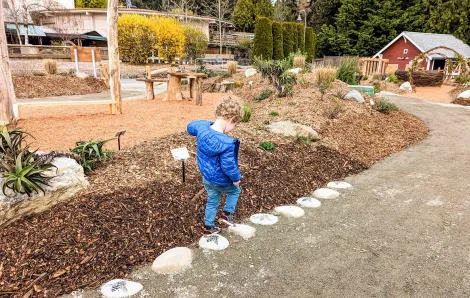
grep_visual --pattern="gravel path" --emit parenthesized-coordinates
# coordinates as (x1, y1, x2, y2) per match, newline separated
(64, 95, 470, 298)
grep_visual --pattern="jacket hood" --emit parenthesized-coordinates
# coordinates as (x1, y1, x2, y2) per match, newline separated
(188, 120, 236, 156)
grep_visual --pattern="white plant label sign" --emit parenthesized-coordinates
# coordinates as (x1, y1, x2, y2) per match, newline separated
(171, 147, 190, 161)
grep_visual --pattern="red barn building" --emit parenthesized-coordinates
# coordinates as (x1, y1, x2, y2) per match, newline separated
(374, 31, 470, 71)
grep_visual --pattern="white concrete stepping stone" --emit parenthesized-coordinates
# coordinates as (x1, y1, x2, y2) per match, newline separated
(199, 234, 229, 250)
(313, 188, 340, 199)
(151, 247, 192, 274)
(274, 206, 305, 218)
(228, 224, 256, 239)
(101, 279, 143, 298)
(327, 181, 352, 189)
(250, 213, 279, 225)
(297, 197, 322, 208)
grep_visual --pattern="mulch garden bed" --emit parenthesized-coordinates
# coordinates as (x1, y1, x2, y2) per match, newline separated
(0, 70, 429, 298)
(13, 76, 108, 99)
(451, 98, 470, 106)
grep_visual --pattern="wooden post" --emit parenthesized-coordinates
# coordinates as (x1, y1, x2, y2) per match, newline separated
(164, 74, 182, 101)
(146, 81, 154, 100)
(189, 77, 196, 99)
(196, 78, 203, 106)
(107, 0, 122, 114)
(146, 66, 151, 79)
(0, 0, 16, 124)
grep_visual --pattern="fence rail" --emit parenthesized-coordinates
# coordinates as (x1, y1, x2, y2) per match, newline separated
(7, 45, 109, 60)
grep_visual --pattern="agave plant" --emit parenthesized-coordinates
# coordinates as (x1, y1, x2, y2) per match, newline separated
(0, 126, 33, 157)
(70, 139, 115, 173)
(1, 150, 54, 196)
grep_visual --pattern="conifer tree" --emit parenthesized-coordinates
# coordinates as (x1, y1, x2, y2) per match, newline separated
(305, 27, 316, 62)
(253, 16, 273, 60)
(233, 0, 255, 32)
(255, 0, 274, 19)
(297, 23, 305, 53)
(282, 22, 294, 56)
(272, 21, 284, 60)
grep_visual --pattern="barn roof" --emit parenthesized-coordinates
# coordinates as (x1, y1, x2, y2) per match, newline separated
(374, 31, 470, 59)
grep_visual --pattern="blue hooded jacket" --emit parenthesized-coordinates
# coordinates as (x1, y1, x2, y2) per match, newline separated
(187, 120, 241, 186)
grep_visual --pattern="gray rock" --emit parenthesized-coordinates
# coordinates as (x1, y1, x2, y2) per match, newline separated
(75, 72, 89, 79)
(457, 90, 470, 99)
(400, 81, 413, 92)
(0, 157, 88, 227)
(101, 279, 143, 298)
(344, 90, 365, 104)
(151, 247, 193, 274)
(245, 68, 257, 78)
(288, 67, 302, 74)
(267, 121, 320, 141)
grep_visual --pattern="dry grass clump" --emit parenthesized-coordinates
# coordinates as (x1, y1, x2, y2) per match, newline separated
(313, 67, 337, 99)
(227, 61, 238, 74)
(294, 56, 306, 68)
(44, 59, 57, 75)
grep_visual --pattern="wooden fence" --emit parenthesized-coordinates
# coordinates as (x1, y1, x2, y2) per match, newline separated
(7, 45, 109, 60)
(359, 58, 389, 77)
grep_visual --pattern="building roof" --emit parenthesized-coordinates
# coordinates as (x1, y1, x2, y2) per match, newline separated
(374, 31, 470, 59)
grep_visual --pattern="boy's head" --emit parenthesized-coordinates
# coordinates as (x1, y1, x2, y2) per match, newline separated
(215, 96, 242, 133)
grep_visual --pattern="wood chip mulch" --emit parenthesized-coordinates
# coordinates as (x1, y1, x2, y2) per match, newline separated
(13, 76, 108, 99)
(0, 71, 429, 298)
(451, 98, 470, 106)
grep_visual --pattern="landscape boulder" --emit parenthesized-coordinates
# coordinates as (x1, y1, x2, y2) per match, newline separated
(245, 68, 257, 78)
(344, 90, 365, 104)
(288, 68, 302, 74)
(75, 72, 89, 79)
(152, 247, 193, 274)
(274, 205, 305, 218)
(400, 82, 413, 92)
(312, 188, 340, 199)
(457, 90, 470, 99)
(267, 121, 320, 141)
(0, 157, 88, 227)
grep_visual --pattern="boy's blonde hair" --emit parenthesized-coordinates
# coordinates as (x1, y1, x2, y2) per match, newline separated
(215, 96, 242, 122)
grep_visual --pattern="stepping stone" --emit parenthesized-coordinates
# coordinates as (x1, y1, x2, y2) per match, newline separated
(228, 224, 256, 239)
(151, 247, 193, 274)
(297, 197, 322, 208)
(250, 213, 279, 225)
(313, 188, 340, 199)
(199, 234, 229, 250)
(274, 206, 305, 218)
(101, 279, 143, 298)
(327, 181, 352, 189)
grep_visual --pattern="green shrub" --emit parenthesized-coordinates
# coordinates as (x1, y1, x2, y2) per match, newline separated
(372, 99, 399, 114)
(272, 22, 284, 60)
(296, 136, 310, 145)
(253, 56, 297, 97)
(262, 119, 270, 125)
(296, 23, 305, 53)
(336, 57, 360, 85)
(255, 88, 274, 100)
(292, 23, 299, 52)
(269, 111, 279, 116)
(259, 141, 275, 152)
(362, 75, 369, 81)
(388, 74, 399, 84)
(183, 25, 208, 62)
(70, 139, 114, 173)
(253, 17, 273, 61)
(373, 81, 381, 93)
(282, 22, 294, 57)
(241, 105, 252, 122)
(305, 27, 316, 63)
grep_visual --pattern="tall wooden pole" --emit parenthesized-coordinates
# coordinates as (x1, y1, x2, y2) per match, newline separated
(107, 0, 122, 114)
(0, 0, 16, 124)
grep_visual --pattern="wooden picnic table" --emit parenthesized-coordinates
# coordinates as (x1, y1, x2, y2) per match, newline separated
(164, 72, 208, 106)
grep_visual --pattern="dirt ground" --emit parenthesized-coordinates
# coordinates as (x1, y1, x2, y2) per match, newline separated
(407, 85, 456, 102)
(18, 93, 220, 151)
(13, 76, 108, 99)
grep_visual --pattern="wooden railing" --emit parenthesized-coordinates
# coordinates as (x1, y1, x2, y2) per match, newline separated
(7, 45, 109, 60)
(359, 58, 389, 77)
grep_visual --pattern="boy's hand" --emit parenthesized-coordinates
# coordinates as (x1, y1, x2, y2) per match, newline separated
(233, 181, 241, 186)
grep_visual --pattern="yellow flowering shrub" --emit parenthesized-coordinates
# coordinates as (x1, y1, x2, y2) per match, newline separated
(151, 17, 185, 62)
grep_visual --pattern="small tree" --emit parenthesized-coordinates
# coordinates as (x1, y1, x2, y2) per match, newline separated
(255, 0, 274, 19)
(118, 14, 157, 64)
(292, 22, 298, 52)
(273, 0, 293, 22)
(233, 0, 255, 32)
(153, 16, 185, 62)
(282, 22, 294, 57)
(183, 24, 208, 62)
(305, 27, 316, 62)
(297, 23, 305, 53)
(272, 21, 284, 60)
(200, 0, 233, 54)
(253, 17, 273, 60)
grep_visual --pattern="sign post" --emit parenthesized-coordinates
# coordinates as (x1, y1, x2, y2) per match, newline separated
(171, 147, 190, 183)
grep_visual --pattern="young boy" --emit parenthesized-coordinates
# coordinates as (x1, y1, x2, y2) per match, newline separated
(187, 96, 242, 236)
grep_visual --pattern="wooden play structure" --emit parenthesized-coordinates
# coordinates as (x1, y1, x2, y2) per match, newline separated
(359, 58, 389, 78)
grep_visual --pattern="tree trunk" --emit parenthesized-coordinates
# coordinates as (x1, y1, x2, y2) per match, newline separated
(0, 1, 16, 123)
(107, 0, 122, 114)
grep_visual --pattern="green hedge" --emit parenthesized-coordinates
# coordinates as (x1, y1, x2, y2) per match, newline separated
(253, 17, 273, 60)
(297, 23, 305, 53)
(282, 22, 295, 57)
(305, 27, 316, 62)
(272, 22, 284, 60)
(292, 22, 298, 52)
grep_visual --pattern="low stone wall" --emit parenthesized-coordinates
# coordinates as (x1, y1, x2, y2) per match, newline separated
(0, 157, 88, 227)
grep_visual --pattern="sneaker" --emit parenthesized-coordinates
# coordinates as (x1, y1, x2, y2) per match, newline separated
(203, 225, 221, 236)
(219, 211, 236, 227)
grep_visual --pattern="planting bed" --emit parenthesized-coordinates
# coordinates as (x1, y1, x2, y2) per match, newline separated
(13, 76, 108, 99)
(0, 71, 428, 297)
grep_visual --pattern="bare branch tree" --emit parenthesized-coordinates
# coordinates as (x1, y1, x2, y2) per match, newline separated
(200, 0, 233, 54)
(50, 10, 81, 45)
(169, 0, 197, 23)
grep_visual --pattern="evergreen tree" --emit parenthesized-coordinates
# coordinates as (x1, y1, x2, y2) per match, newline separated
(282, 22, 294, 56)
(272, 21, 284, 60)
(316, 24, 351, 57)
(292, 22, 299, 52)
(255, 0, 274, 19)
(253, 17, 273, 60)
(305, 27, 315, 62)
(273, 0, 295, 22)
(233, 0, 255, 32)
(297, 23, 305, 53)
(308, 0, 341, 31)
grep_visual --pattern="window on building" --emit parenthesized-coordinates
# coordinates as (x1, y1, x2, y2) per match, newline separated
(403, 49, 409, 54)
